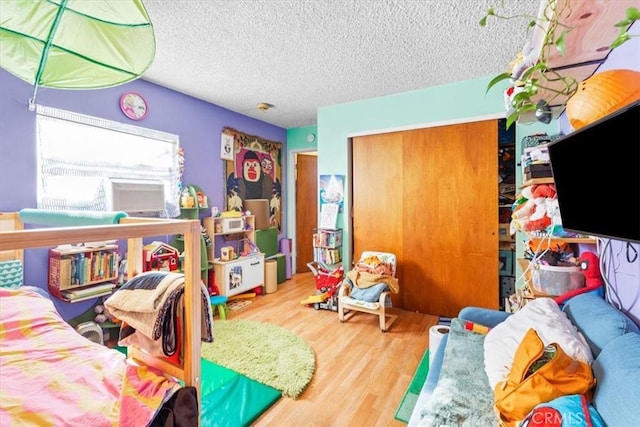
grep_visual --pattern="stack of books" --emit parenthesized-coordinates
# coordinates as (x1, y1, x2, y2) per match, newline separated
(61, 282, 115, 302)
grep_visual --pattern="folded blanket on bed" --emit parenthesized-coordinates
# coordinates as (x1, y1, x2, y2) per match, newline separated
(105, 271, 214, 356)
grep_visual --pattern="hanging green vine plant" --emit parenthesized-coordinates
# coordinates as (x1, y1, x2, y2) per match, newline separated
(480, 2, 639, 128)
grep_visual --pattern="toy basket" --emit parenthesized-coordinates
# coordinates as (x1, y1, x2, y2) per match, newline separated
(306, 262, 344, 292)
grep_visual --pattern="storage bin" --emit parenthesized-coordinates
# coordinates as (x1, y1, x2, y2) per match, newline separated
(531, 264, 585, 296)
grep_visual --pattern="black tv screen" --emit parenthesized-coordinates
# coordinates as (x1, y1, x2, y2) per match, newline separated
(548, 100, 640, 243)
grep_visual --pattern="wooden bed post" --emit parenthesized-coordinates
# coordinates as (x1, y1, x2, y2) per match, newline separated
(181, 219, 203, 416)
(120, 217, 203, 423)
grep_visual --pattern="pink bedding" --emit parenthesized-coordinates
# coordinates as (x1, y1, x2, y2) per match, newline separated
(0, 287, 181, 427)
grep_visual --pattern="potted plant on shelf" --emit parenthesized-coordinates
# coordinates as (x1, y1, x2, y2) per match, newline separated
(480, 1, 639, 128)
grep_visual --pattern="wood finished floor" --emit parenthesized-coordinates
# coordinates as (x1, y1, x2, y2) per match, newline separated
(220, 271, 439, 426)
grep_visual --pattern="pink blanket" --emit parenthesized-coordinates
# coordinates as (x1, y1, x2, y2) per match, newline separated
(0, 287, 181, 427)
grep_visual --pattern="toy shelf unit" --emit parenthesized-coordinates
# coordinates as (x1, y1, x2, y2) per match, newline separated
(48, 244, 119, 303)
(203, 214, 257, 261)
(313, 228, 342, 266)
(178, 184, 208, 220)
(203, 214, 265, 297)
(212, 253, 265, 297)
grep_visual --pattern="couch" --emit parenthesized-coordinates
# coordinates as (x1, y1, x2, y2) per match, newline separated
(408, 293, 640, 426)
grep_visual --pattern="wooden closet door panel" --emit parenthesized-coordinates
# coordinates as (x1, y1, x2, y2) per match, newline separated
(296, 154, 317, 273)
(352, 132, 404, 305)
(401, 122, 498, 316)
(352, 120, 498, 318)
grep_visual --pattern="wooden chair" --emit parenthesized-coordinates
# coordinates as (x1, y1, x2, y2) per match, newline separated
(338, 251, 398, 332)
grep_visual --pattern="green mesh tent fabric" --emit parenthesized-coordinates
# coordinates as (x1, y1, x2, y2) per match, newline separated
(0, 0, 155, 103)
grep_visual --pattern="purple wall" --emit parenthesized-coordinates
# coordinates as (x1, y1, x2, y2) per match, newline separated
(0, 69, 286, 319)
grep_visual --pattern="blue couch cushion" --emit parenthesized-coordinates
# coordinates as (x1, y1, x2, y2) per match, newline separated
(591, 332, 640, 426)
(562, 293, 640, 357)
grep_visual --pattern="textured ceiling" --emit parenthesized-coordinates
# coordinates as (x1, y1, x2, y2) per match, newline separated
(141, 0, 540, 129)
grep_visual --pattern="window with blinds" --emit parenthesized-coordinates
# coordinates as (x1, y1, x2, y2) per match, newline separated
(35, 105, 181, 217)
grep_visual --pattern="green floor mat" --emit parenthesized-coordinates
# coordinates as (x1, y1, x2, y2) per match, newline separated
(114, 347, 280, 426)
(394, 349, 429, 423)
(201, 358, 281, 427)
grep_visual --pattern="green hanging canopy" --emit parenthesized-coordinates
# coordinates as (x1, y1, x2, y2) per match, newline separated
(0, 0, 155, 104)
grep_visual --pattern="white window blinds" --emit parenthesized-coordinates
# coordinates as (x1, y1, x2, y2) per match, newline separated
(35, 105, 180, 217)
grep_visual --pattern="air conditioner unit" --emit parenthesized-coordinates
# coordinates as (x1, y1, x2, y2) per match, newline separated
(106, 178, 165, 216)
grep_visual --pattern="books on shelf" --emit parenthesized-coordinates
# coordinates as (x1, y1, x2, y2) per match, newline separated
(314, 247, 341, 265)
(61, 282, 115, 301)
(313, 229, 343, 248)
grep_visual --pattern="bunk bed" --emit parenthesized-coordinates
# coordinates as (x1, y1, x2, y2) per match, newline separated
(0, 211, 207, 426)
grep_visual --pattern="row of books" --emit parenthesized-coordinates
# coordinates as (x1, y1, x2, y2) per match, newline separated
(63, 250, 118, 286)
(313, 229, 343, 248)
(314, 247, 342, 265)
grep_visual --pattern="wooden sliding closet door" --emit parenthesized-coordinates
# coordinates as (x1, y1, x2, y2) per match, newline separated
(352, 120, 498, 317)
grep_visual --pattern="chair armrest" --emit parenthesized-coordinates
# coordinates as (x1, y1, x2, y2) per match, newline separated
(339, 281, 351, 298)
(379, 290, 390, 305)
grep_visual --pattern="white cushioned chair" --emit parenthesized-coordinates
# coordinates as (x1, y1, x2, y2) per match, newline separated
(338, 251, 399, 332)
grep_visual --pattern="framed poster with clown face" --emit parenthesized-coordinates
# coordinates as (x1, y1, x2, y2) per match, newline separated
(223, 127, 283, 230)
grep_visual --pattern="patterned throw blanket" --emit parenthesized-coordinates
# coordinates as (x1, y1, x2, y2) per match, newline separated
(105, 271, 214, 356)
(0, 287, 182, 427)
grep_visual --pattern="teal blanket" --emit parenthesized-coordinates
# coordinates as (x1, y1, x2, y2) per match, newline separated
(415, 318, 498, 426)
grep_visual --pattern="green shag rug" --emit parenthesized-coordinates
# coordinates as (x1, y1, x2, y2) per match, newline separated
(201, 319, 315, 399)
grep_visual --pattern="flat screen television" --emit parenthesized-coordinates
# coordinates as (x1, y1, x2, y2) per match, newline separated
(548, 100, 640, 243)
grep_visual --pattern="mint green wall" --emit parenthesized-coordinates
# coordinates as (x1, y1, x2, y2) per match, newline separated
(287, 125, 318, 151)
(285, 125, 318, 255)
(315, 75, 558, 268)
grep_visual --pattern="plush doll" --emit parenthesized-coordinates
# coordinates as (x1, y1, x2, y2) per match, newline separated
(523, 184, 558, 233)
(94, 298, 120, 324)
(511, 187, 535, 232)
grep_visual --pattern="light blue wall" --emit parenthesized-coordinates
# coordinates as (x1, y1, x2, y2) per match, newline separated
(316, 74, 557, 267)
(287, 126, 318, 152)
(285, 125, 318, 248)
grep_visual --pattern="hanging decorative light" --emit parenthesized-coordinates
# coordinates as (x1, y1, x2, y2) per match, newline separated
(566, 69, 640, 130)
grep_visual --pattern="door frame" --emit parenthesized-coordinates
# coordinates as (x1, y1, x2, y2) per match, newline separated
(286, 148, 317, 275)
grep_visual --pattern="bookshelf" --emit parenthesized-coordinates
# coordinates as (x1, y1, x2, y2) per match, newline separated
(313, 228, 342, 265)
(48, 244, 119, 303)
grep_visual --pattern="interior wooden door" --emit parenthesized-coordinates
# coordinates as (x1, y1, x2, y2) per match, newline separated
(295, 153, 317, 273)
(352, 120, 498, 317)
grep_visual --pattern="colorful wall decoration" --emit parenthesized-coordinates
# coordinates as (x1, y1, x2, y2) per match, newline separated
(319, 174, 344, 212)
(223, 127, 283, 229)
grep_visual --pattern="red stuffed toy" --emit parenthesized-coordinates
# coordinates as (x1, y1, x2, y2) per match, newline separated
(524, 184, 558, 233)
(554, 251, 604, 305)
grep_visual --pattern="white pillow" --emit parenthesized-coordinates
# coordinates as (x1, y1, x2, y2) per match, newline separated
(483, 297, 593, 389)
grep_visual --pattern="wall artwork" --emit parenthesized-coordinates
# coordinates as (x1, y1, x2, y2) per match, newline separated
(223, 127, 283, 229)
(319, 174, 344, 212)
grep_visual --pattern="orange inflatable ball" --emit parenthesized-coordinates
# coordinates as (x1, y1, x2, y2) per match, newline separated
(566, 69, 640, 130)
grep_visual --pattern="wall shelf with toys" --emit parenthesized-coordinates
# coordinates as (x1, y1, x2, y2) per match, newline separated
(178, 184, 208, 219)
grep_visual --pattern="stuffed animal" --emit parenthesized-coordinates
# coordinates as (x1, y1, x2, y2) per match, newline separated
(511, 183, 564, 235)
(94, 301, 119, 324)
(511, 186, 535, 232)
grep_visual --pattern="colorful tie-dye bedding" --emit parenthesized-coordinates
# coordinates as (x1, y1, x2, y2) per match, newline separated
(0, 287, 182, 427)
